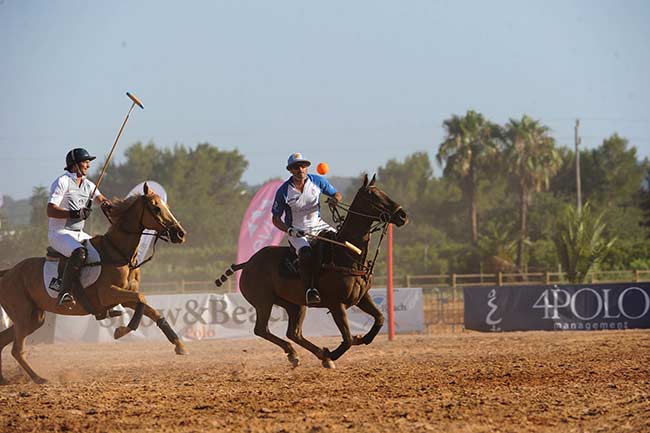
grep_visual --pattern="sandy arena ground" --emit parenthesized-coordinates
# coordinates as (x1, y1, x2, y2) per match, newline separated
(0, 330, 648, 433)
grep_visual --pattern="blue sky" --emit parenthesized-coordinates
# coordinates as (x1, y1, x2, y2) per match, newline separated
(1, 0, 649, 199)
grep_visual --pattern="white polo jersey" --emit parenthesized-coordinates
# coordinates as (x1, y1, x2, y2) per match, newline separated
(48, 171, 101, 232)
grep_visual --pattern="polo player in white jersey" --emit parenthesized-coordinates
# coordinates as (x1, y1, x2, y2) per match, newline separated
(271, 153, 342, 305)
(47, 148, 113, 307)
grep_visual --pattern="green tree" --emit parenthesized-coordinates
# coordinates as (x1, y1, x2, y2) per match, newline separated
(638, 169, 650, 234)
(436, 110, 501, 244)
(591, 134, 647, 206)
(503, 115, 561, 270)
(552, 134, 647, 207)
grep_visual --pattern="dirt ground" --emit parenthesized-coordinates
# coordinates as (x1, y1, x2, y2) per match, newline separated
(0, 330, 648, 433)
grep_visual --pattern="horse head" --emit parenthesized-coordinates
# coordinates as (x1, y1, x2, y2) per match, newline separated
(354, 174, 408, 227)
(140, 183, 187, 244)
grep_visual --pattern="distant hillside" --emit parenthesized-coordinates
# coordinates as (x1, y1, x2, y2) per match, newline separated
(328, 175, 359, 198)
(0, 195, 31, 227)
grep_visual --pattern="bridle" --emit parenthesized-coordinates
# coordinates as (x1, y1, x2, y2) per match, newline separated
(328, 186, 403, 275)
(329, 186, 403, 232)
(102, 195, 176, 269)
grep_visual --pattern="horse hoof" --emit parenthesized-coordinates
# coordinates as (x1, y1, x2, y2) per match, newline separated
(175, 343, 189, 355)
(288, 353, 300, 368)
(33, 376, 48, 385)
(322, 359, 336, 369)
(0, 377, 8, 386)
(114, 326, 131, 339)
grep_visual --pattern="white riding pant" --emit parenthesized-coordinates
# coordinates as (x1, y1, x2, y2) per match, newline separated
(288, 221, 335, 252)
(48, 229, 92, 257)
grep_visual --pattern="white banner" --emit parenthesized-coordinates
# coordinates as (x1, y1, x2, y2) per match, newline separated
(44, 288, 424, 344)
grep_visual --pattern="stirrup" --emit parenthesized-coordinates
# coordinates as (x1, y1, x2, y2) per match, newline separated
(306, 288, 321, 306)
(107, 308, 123, 318)
(57, 292, 76, 308)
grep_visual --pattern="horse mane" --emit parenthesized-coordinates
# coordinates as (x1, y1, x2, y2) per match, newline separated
(110, 195, 141, 221)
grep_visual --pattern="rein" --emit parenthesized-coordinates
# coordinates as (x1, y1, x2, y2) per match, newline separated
(101, 196, 171, 270)
(327, 193, 400, 277)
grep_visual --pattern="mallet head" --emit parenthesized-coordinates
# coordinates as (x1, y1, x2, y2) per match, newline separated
(126, 92, 144, 109)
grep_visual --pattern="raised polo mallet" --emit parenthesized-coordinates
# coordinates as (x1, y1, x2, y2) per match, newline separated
(87, 92, 144, 207)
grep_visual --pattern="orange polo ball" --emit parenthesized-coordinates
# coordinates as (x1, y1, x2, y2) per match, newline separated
(317, 162, 329, 175)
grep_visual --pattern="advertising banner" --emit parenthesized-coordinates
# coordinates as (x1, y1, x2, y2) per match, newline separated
(464, 283, 650, 332)
(236, 180, 285, 291)
(47, 288, 424, 344)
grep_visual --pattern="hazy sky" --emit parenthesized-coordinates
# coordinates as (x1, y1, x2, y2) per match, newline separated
(2, 0, 649, 199)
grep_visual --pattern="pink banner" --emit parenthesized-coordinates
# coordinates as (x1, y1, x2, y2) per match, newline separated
(236, 180, 285, 291)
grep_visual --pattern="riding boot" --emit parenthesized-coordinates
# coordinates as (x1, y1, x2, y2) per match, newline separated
(298, 247, 321, 306)
(58, 247, 87, 308)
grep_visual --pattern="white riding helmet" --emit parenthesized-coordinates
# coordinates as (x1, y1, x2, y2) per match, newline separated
(286, 153, 311, 170)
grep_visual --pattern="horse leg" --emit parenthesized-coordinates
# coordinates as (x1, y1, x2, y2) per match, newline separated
(95, 284, 146, 340)
(96, 284, 145, 307)
(0, 326, 15, 385)
(121, 301, 188, 355)
(275, 300, 330, 367)
(351, 291, 385, 346)
(325, 303, 353, 363)
(252, 302, 297, 361)
(10, 309, 47, 384)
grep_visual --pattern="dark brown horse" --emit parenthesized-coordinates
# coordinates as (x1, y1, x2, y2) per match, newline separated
(0, 183, 187, 384)
(215, 174, 407, 368)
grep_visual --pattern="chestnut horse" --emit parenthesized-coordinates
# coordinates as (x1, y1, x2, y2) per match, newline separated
(0, 183, 187, 384)
(214, 174, 408, 368)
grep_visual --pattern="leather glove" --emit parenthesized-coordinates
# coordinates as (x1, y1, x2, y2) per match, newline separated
(287, 227, 305, 237)
(101, 200, 113, 213)
(70, 207, 92, 220)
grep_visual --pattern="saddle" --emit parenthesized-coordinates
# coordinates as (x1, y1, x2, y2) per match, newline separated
(45, 241, 96, 284)
(278, 233, 334, 279)
(278, 230, 372, 278)
(43, 242, 117, 320)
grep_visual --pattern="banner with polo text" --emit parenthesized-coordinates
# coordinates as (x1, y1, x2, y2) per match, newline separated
(464, 282, 650, 332)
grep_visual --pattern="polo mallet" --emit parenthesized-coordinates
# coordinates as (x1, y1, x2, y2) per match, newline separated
(303, 232, 363, 255)
(87, 92, 144, 207)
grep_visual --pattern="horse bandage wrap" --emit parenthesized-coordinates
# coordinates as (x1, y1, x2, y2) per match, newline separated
(157, 317, 179, 343)
(214, 264, 244, 287)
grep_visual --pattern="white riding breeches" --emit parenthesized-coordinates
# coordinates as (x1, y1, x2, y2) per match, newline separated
(48, 229, 92, 257)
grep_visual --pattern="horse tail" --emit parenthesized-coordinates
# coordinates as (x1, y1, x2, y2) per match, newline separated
(214, 262, 246, 287)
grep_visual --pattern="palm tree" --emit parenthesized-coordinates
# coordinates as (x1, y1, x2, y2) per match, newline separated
(503, 115, 562, 270)
(437, 110, 501, 244)
(554, 203, 616, 283)
(477, 220, 520, 273)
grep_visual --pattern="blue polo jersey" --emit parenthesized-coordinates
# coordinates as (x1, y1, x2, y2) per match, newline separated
(272, 174, 337, 229)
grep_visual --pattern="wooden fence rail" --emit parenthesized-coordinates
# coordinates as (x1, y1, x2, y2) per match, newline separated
(140, 269, 650, 294)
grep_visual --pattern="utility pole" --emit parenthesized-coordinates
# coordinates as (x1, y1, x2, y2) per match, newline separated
(575, 119, 582, 215)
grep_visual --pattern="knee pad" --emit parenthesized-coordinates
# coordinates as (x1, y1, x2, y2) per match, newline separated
(70, 247, 87, 266)
(298, 247, 313, 266)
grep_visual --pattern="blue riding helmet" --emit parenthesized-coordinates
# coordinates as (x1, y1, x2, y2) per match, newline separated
(286, 152, 311, 170)
(65, 148, 96, 170)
